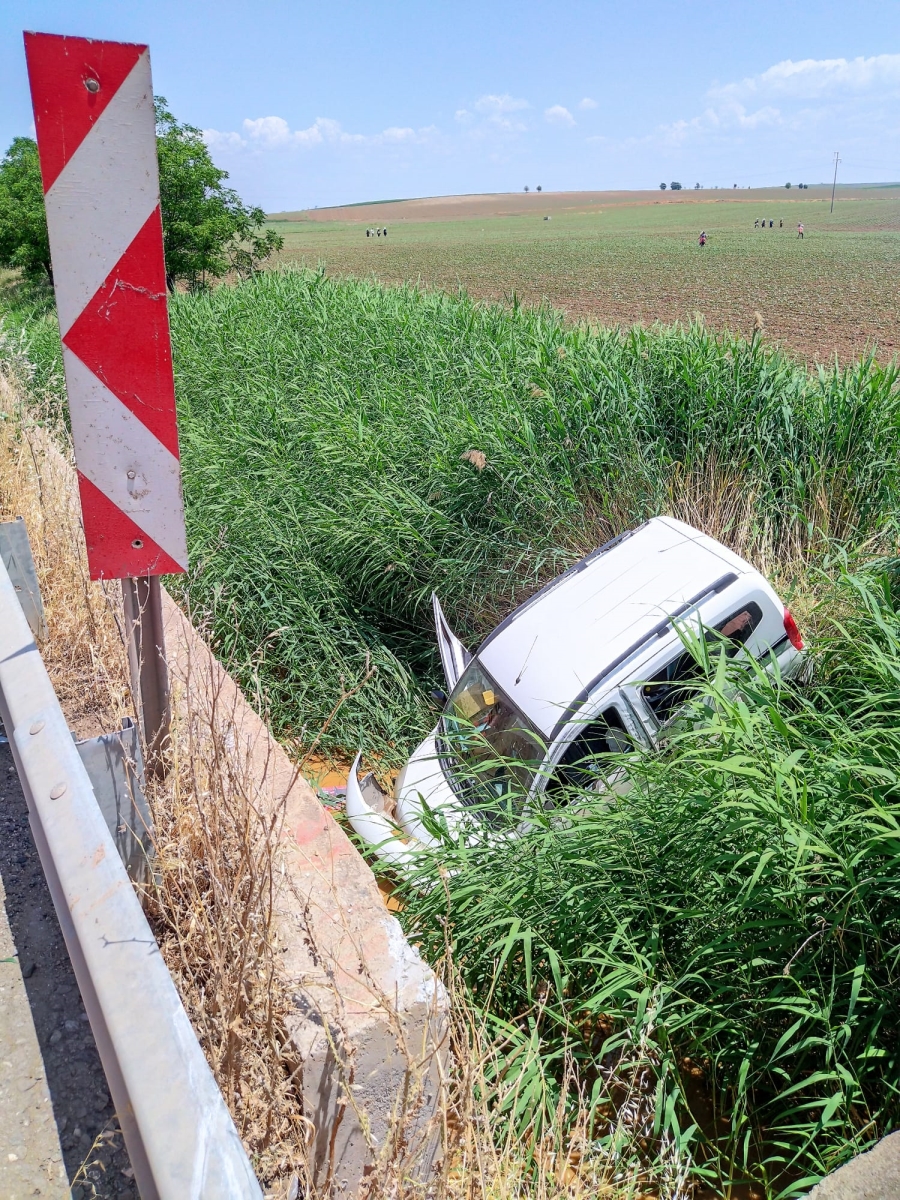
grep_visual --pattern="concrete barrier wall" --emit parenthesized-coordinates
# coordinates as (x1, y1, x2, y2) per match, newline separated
(806, 1133, 900, 1199)
(160, 591, 447, 1193)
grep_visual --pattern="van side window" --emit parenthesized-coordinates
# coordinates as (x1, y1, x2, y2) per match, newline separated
(641, 601, 764, 723)
(548, 706, 630, 791)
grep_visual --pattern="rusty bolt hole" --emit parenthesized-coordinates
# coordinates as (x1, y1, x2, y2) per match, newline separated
(83, 77, 100, 93)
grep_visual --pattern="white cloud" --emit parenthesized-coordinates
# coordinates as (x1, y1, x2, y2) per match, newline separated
(381, 126, 416, 142)
(203, 128, 246, 150)
(473, 93, 529, 114)
(242, 115, 365, 147)
(204, 115, 436, 153)
(545, 104, 575, 126)
(660, 101, 781, 146)
(467, 93, 530, 133)
(578, 97, 598, 110)
(711, 54, 900, 102)
(654, 53, 900, 150)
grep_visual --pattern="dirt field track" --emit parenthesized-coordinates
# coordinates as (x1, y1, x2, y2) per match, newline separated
(270, 186, 900, 365)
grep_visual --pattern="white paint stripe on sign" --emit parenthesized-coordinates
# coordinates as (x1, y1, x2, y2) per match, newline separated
(46, 51, 159, 337)
(63, 349, 189, 569)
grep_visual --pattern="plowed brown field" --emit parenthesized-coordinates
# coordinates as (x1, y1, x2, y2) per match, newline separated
(269, 186, 900, 365)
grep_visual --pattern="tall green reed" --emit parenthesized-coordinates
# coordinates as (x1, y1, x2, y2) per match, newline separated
(4, 267, 899, 758)
(399, 566, 900, 1194)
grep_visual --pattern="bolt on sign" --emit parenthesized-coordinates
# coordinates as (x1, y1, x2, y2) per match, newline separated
(24, 32, 187, 581)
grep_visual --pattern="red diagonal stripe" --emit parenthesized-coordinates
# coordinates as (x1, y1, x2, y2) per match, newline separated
(63, 206, 180, 459)
(78, 473, 184, 580)
(24, 32, 146, 192)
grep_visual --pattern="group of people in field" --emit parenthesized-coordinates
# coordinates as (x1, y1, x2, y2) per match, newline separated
(753, 217, 804, 237)
(366, 227, 388, 238)
(697, 219, 804, 247)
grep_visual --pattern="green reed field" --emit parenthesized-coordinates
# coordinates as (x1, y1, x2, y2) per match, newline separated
(4, 264, 900, 1194)
(4, 266, 900, 762)
(270, 186, 900, 366)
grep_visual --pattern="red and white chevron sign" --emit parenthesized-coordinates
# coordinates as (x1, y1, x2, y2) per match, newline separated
(24, 32, 187, 580)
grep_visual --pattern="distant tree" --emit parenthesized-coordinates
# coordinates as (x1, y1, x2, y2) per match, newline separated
(694, 182, 701, 189)
(0, 137, 52, 282)
(0, 105, 283, 293)
(733, 183, 737, 188)
(785, 182, 792, 188)
(670, 181, 683, 191)
(155, 98, 282, 291)
(524, 185, 530, 193)
(536, 185, 542, 192)
(659, 182, 667, 190)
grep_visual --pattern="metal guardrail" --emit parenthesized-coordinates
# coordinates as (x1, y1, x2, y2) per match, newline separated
(1, 516, 47, 640)
(0, 555, 263, 1200)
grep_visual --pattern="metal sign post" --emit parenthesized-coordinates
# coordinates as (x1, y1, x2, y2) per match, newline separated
(25, 31, 188, 776)
(122, 575, 171, 774)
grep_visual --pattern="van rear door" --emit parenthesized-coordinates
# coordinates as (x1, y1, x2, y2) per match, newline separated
(433, 592, 472, 690)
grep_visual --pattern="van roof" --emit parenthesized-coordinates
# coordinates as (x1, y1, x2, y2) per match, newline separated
(476, 517, 753, 736)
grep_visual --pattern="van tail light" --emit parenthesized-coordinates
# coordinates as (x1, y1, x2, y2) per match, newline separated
(783, 608, 804, 651)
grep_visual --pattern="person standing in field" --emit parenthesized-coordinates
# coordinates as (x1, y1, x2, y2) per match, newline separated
(698, 231, 707, 246)
(779, 218, 783, 228)
(754, 218, 759, 228)
(797, 222, 804, 239)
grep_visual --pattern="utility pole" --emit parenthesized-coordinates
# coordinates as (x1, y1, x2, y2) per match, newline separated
(830, 151, 841, 213)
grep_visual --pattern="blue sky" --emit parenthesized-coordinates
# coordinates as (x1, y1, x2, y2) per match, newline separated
(4, 1, 900, 211)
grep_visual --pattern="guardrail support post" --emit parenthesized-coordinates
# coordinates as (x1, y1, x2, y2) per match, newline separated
(0, 517, 47, 641)
(123, 576, 170, 780)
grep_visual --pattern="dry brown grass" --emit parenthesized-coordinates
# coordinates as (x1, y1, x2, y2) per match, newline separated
(0, 366, 664, 1198)
(0, 373, 130, 739)
(0, 374, 310, 1192)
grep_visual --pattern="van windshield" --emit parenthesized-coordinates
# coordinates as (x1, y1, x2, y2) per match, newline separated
(440, 661, 546, 805)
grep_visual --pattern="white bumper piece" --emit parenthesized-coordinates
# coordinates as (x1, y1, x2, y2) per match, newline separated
(344, 753, 422, 871)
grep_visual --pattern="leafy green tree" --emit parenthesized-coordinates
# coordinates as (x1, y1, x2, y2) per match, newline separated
(0, 102, 283, 293)
(155, 98, 282, 291)
(0, 137, 53, 283)
(785, 182, 792, 188)
(670, 181, 683, 190)
(659, 182, 666, 190)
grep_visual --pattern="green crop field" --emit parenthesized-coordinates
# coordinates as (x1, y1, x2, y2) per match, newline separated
(269, 186, 900, 366)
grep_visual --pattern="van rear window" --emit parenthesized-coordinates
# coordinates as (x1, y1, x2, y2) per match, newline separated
(641, 602, 763, 723)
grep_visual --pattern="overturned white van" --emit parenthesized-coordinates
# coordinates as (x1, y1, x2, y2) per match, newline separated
(345, 517, 804, 868)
